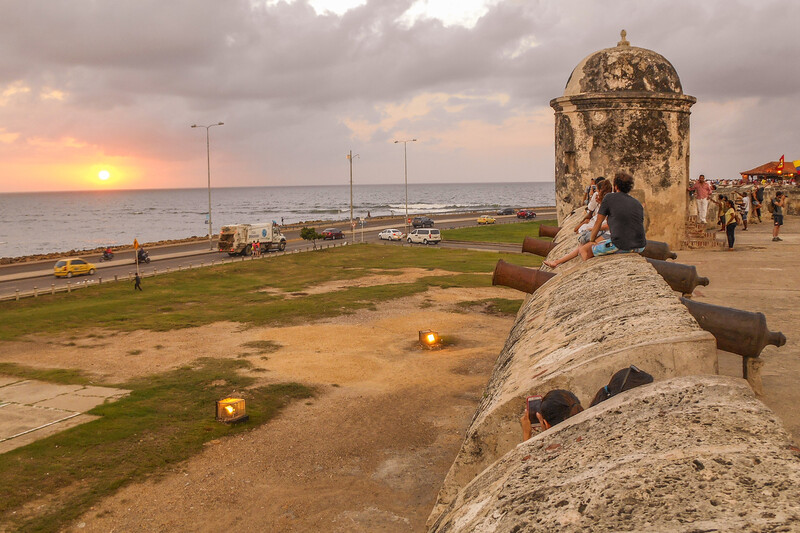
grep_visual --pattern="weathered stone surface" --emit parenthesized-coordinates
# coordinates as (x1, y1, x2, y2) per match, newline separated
(539, 210, 588, 274)
(428, 250, 717, 524)
(429, 375, 800, 532)
(550, 36, 696, 249)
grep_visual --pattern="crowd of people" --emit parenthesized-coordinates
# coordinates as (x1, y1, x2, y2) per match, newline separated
(688, 174, 790, 249)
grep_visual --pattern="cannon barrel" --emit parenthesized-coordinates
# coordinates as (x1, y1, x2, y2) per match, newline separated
(537, 225, 561, 238)
(521, 237, 556, 257)
(492, 260, 556, 294)
(639, 240, 678, 261)
(646, 258, 709, 295)
(680, 297, 786, 358)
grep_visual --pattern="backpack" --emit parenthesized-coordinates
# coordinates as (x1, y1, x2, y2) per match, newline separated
(767, 199, 775, 214)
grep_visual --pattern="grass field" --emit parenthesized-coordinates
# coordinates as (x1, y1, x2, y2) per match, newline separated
(441, 219, 557, 244)
(0, 358, 313, 532)
(0, 244, 541, 531)
(0, 244, 542, 341)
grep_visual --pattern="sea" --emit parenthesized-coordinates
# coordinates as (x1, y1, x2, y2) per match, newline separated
(0, 182, 554, 259)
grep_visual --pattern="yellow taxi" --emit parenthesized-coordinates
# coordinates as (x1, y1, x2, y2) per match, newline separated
(477, 215, 496, 225)
(54, 258, 96, 278)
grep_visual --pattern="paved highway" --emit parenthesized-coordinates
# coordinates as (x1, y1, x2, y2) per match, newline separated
(0, 210, 555, 299)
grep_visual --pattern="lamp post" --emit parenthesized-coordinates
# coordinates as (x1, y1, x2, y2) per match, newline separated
(191, 122, 224, 250)
(393, 139, 417, 235)
(347, 150, 359, 242)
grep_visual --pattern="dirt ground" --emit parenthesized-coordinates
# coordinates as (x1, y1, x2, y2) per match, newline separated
(1, 278, 524, 532)
(2, 218, 797, 532)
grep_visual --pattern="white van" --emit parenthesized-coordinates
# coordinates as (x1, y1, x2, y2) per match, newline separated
(407, 228, 441, 245)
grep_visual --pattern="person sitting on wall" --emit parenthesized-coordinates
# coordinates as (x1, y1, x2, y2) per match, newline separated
(575, 179, 612, 244)
(520, 389, 584, 441)
(575, 177, 609, 231)
(545, 182, 614, 268)
(583, 178, 596, 206)
(544, 172, 645, 267)
(589, 365, 654, 407)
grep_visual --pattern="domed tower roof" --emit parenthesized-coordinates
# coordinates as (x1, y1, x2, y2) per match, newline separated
(563, 30, 684, 96)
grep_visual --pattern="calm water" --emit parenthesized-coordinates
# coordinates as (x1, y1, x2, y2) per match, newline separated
(0, 182, 554, 258)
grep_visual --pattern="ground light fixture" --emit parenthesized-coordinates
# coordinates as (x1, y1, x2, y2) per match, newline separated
(419, 330, 442, 349)
(215, 397, 248, 424)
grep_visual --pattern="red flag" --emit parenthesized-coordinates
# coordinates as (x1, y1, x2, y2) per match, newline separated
(777, 155, 785, 170)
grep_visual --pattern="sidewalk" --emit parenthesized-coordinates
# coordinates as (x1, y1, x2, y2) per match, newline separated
(678, 216, 799, 443)
(0, 378, 130, 453)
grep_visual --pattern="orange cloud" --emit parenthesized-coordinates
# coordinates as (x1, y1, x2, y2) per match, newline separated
(0, 81, 31, 106)
(0, 128, 19, 143)
(343, 91, 511, 142)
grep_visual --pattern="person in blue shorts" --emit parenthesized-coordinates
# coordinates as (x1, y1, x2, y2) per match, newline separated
(543, 172, 646, 268)
(585, 172, 646, 259)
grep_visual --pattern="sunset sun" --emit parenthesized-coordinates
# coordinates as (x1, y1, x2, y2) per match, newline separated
(98, 169, 110, 181)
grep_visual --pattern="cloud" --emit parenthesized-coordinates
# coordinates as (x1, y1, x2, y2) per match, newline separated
(0, 0, 798, 191)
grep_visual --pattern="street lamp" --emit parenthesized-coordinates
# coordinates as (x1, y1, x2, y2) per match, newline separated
(347, 150, 359, 242)
(191, 122, 224, 250)
(393, 139, 417, 235)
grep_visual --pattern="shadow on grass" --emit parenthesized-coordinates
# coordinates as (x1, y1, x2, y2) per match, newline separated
(0, 358, 313, 532)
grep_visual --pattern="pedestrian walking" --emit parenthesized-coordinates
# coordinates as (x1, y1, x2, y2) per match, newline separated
(741, 190, 751, 230)
(772, 192, 786, 242)
(134, 273, 142, 291)
(723, 198, 737, 250)
(755, 184, 765, 222)
(281, 217, 284, 226)
(688, 174, 713, 224)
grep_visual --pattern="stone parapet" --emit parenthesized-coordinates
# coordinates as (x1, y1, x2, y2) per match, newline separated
(429, 375, 800, 532)
(428, 237, 717, 524)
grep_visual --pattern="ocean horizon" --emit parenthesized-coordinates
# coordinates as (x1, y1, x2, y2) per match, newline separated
(0, 181, 555, 258)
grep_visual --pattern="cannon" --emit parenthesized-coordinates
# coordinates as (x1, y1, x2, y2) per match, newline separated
(492, 260, 556, 294)
(639, 240, 678, 261)
(537, 225, 561, 238)
(680, 297, 786, 359)
(680, 297, 786, 396)
(521, 237, 556, 257)
(645, 258, 709, 295)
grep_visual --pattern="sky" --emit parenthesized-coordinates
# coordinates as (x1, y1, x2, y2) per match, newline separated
(0, 0, 798, 192)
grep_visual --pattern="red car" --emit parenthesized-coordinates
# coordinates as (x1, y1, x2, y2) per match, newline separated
(516, 210, 537, 219)
(321, 228, 344, 240)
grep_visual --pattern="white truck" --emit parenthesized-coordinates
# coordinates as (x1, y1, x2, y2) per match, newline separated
(218, 223, 287, 255)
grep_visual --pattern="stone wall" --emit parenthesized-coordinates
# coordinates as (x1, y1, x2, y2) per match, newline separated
(427, 221, 718, 524)
(551, 95, 694, 249)
(427, 220, 800, 531)
(429, 375, 800, 532)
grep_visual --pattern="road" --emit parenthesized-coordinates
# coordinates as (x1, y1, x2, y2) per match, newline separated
(0, 210, 555, 299)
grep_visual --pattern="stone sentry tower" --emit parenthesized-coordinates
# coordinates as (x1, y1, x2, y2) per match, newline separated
(549, 31, 696, 248)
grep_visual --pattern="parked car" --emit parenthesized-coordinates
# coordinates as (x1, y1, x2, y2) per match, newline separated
(54, 258, 96, 278)
(477, 215, 496, 225)
(411, 216, 434, 228)
(516, 210, 537, 219)
(321, 228, 344, 240)
(407, 228, 441, 245)
(496, 208, 515, 215)
(378, 229, 404, 241)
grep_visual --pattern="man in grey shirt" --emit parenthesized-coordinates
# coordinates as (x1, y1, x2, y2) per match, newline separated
(587, 172, 646, 258)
